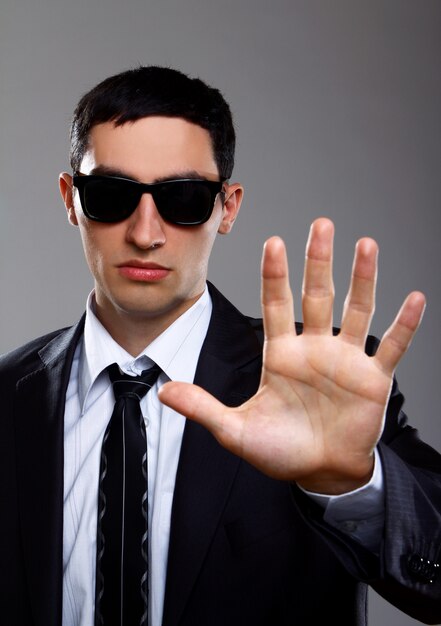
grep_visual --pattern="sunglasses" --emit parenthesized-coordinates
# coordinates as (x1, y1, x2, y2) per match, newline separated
(72, 173, 225, 225)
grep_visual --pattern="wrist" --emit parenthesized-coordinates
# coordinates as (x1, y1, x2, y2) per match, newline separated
(296, 457, 375, 496)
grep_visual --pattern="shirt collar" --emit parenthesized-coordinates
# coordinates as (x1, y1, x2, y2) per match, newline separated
(78, 286, 212, 412)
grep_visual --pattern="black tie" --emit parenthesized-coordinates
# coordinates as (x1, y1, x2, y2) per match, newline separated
(95, 362, 161, 626)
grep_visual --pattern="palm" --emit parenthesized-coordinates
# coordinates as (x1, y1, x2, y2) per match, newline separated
(159, 219, 425, 493)
(236, 334, 390, 484)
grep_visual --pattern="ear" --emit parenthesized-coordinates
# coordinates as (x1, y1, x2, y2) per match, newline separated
(59, 172, 78, 226)
(217, 183, 244, 235)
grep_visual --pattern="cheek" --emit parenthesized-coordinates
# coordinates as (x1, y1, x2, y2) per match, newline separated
(182, 226, 218, 268)
(191, 234, 218, 283)
(77, 221, 111, 276)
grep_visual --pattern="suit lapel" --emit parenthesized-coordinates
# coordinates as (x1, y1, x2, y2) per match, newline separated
(163, 285, 262, 626)
(14, 318, 84, 626)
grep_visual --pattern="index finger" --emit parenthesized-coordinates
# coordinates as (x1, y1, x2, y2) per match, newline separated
(261, 236, 295, 340)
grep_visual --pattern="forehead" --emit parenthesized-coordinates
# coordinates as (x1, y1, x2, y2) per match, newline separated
(80, 116, 218, 181)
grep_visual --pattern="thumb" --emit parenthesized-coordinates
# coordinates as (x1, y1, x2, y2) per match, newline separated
(158, 381, 229, 435)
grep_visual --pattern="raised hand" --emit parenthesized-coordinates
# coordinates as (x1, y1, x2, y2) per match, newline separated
(158, 218, 426, 494)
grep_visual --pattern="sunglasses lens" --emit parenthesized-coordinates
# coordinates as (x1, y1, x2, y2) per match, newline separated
(154, 180, 215, 225)
(82, 178, 140, 222)
(75, 176, 221, 225)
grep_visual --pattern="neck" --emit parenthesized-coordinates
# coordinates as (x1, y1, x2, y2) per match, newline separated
(93, 292, 204, 356)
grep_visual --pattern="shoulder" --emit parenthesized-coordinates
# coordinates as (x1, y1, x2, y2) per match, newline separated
(0, 327, 67, 365)
(0, 321, 82, 386)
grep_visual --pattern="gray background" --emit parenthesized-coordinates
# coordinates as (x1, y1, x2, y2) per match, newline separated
(1, 1, 440, 623)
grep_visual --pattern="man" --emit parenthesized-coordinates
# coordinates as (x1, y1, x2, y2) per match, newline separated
(0, 66, 440, 626)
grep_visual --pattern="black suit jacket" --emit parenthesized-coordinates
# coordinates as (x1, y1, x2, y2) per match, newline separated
(1, 284, 441, 626)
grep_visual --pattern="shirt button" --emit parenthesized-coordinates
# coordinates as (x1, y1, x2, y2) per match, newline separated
(340, 520, 358, 533)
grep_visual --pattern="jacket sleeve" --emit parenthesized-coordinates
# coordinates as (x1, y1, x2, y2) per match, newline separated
(291, 372, 441, 624)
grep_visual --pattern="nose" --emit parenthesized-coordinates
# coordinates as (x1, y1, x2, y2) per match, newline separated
(125, 193, 166, 249)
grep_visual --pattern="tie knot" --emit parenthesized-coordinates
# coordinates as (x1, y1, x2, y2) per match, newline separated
(107, 362, 161, 401)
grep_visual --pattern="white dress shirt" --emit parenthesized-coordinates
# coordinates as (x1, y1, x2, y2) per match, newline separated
(63, 287, 212, 626)
(62, 285, 384, 626)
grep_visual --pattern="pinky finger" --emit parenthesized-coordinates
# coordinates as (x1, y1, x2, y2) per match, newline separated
(374, 291, 426, 374)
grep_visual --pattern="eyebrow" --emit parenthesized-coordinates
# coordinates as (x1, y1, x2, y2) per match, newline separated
(87, 166, 210, 183)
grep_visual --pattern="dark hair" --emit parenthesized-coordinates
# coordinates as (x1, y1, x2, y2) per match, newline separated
(70, 66, 235, 179)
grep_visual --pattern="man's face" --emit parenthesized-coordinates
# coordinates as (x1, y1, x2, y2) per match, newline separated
(60, 117, 242, 337)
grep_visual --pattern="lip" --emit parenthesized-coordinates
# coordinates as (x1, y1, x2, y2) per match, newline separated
(117, 260, 171, 282)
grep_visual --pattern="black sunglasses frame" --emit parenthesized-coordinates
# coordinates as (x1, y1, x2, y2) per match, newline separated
(72, 173, 225, 226)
